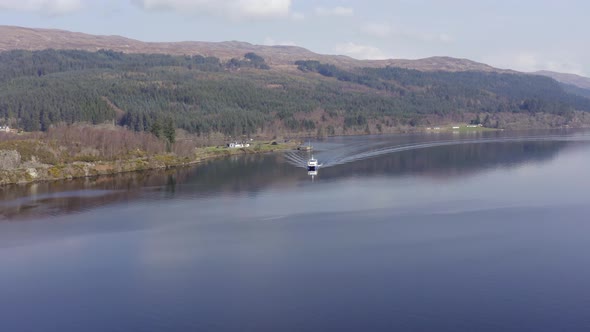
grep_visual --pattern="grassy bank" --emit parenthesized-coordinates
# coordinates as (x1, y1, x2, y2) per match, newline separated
(2, 116, 588, 186)
(0, 127, 299, 185)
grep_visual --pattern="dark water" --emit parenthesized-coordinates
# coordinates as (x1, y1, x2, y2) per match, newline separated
(2, 130, 590, 331)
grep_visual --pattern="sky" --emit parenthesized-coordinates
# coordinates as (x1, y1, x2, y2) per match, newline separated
(0, 0, 588, 76)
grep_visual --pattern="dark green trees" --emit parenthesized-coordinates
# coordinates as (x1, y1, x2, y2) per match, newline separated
(163, 117, 176, 144)
(1, 49, 589, 136)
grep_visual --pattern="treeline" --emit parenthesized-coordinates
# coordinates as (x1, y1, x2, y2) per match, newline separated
(0, 49, 274, 84)
(295, 60, 590, 116)
(0, 49, 223, 83)
(0, 50, 275, 133)
(1, 49, 589, 135)
(561, 83, 590, 100)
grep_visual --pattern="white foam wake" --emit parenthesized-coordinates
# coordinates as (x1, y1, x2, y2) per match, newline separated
(285, 133, 590, 169)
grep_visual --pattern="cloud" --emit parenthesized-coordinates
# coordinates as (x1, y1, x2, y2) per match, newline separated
(263, 37, 296, 46)
(290, 11, 304, 20)
(481, 52, 585, 75)
(438, 33, 453, 43)
(361, 23, 392, 38)
(361, 22, 454, 43)
(0, 0, 82, 14)
(132, 0, 292, 19)
(333, 42, 389, 60)
(314, 6, 353, 17)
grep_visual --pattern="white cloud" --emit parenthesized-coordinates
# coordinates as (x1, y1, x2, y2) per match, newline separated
(361, 22, 454, 44)
(314, 6, 353, 17)
(420, 32, 454, 43)
(132, 0, 292, 19)
(290, 11, 304, 20)
(515, 53, 538, 70)
(333, 42, 389, 60)
(481, 52, 585, 75)
(438, 33, 453, 43)
(0, 0, 82, 14)
(263, 37, 296, 46)
(361, 23, 392, 38)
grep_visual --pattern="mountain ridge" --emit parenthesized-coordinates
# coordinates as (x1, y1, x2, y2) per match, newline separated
(8, 24, 590, 85)
(534, 70, 590, 90)
(2, 47, 590, 136)
(0, 25, 509, 73)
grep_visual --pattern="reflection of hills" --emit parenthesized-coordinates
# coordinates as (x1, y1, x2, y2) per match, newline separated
(0, 170, 179, 220)
(0, 155, 305, 220)
(178, 140, 581, 192)
(320, 141, 574, 179)
(159, 154, 306, 195)
(1, 138, 585, 221)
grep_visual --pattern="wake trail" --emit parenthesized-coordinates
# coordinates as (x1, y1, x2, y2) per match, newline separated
(284, 134, 590, 169)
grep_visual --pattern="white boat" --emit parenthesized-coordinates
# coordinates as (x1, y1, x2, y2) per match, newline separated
(307, 156, 318, 171)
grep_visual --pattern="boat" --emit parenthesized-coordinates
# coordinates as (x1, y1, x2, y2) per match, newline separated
(307, 156, 318, 171)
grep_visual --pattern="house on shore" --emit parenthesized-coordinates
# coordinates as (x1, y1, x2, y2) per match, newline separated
(227, 142, 250, 148)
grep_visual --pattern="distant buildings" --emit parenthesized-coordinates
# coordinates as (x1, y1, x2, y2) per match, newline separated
(227, 142, 250, 148)
(0, 125, 10, 133)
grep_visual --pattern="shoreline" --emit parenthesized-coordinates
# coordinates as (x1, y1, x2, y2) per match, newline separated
(0, 141, 300, 186)
(1, 125, 587, 186)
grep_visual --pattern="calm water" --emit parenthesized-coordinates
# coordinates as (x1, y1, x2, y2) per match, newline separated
(2, 130, 590, 331)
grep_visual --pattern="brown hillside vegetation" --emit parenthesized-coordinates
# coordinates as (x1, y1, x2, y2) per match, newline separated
(0, 25, 507, 72)
(535, 71, 590, 90)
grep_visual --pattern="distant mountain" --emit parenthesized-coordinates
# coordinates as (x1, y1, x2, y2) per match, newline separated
(535, 70, 590, 90)
(1, 25, 590, 136)
(1, 48, 590, 135)
(378, 56, 509, 72)
(560, 83, 590, 100)
(0, 25, 505, 72)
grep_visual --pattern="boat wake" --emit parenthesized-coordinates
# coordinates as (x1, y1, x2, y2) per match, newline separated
(285, 133, 590, 170)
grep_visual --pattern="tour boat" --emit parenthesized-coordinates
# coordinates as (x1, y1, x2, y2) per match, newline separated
(307, 156, 318, 171)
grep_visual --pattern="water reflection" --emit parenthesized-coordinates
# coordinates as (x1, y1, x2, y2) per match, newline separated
(0, 170, 184, 220)
(1, 130, 589, 221)
(3, 131, 590, 332)
(319, 140, 574, 180)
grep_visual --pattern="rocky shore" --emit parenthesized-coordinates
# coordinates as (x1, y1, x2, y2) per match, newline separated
(0, 141, 298, 186)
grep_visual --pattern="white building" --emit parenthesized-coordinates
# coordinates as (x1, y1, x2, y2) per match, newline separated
(0, 125, 10, 133)
(227, 142, 250, 148)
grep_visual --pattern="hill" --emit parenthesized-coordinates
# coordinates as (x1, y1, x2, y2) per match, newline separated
(0, 25, 504, 72)
(534, 71, 590, 99)
(535, 70, 590, 90)
(1, 49, 590, 137)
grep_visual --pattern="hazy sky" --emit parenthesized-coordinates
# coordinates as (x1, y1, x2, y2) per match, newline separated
(0, 0, 588, 75)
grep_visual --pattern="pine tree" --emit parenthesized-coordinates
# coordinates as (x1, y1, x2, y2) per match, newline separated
(150, 121, 162, 138)
(163, 117, 176, 144)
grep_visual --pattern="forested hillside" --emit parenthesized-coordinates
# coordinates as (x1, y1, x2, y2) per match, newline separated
(1, 49, 590, 136)
(561, 83, 590, 100)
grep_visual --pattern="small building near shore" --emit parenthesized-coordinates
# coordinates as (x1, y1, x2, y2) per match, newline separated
(227, 142, 250, 148)
(0, 125, 10, 133)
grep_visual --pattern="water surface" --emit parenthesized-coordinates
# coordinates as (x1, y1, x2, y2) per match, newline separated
(2, 130, 590, 331)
